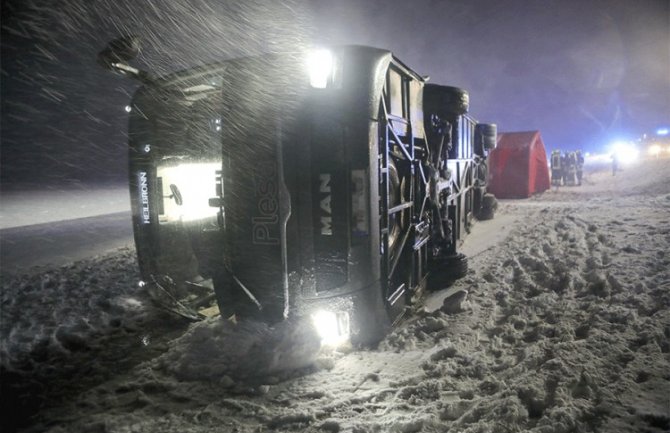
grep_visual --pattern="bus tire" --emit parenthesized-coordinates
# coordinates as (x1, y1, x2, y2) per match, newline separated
(427, 253, 469, 291)
(424, 84, 469, 117)
(478, 193, 497, 220)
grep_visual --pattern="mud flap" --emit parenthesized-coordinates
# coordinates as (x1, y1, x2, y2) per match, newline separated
(350, 283, 393, 347)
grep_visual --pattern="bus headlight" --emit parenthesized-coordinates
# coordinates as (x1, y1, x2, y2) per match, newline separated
(311, 310, 350, 346)
(307, 49, 335, 89)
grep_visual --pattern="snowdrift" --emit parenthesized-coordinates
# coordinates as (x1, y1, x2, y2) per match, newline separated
(2, 158, 669, 433)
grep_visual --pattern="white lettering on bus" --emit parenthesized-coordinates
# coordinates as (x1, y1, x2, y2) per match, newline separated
(139, 171, 150, 224)
(252, 162, 280, 245)
(319, 173, 332, 235)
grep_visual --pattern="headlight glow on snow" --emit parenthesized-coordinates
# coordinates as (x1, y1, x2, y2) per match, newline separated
(311, 310, 350, 346)
(307, 49, 334, 89)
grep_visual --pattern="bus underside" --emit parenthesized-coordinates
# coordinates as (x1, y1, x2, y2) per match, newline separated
(125, 47, 496, 344)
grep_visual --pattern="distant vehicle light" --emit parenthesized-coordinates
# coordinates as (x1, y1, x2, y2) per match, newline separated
(311, 309, 350, 346)
(657, 128, 669, 136)
(307, 49, 334, 89)
(648, 144, 662, 157)
(610, 141, 639, 163)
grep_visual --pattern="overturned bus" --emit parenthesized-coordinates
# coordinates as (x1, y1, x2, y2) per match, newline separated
(99, 38, 497, 345)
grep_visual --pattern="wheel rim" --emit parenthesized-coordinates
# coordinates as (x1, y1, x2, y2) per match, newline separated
(387, 160, 409, 256)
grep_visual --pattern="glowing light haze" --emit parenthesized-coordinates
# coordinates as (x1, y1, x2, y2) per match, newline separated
(1, 0, 668, 187)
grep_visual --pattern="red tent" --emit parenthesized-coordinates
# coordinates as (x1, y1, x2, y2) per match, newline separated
(488, 130, 551, 198)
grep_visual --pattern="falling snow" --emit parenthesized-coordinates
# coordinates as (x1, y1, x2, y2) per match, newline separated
(2, 1, 669, 187)
(2, 1, 669, 432)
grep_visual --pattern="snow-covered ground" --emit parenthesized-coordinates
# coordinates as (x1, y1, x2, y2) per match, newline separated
(1, 158, 669, 433)
(0, 187, 130, 230)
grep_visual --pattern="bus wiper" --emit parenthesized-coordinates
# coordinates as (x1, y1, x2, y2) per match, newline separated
(167, 184, 183, 206)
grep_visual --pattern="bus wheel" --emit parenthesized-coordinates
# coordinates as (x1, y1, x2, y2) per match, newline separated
(424, 84, 469, 117)
(479, 193, 497, 220)
(427, 253, 469, 291)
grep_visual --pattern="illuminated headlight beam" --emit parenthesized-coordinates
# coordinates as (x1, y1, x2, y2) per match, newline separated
(311, 310, 350, 346)
(307, 49, 334, 89)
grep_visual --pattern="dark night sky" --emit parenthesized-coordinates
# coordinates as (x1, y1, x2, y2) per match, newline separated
(1, 0, 668, 187)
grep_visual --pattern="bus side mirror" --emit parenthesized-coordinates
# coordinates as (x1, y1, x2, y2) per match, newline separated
(169, 184, 183, 206)
(97, 35, 154, 84)
(98, 35, 140, 69)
